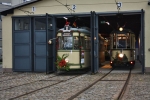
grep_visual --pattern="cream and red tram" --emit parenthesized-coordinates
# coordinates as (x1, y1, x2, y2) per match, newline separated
(110, 29, 135, 68)
(56, 25, 91, 70)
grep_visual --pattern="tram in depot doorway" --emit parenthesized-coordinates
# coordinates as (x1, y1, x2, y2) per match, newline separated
(53, 21, 91, 71)
(110, 28, 136, 68)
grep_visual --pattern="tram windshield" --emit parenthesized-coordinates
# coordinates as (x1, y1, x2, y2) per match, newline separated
(113, 33, 130, 48)
(57, 35, 91, 50)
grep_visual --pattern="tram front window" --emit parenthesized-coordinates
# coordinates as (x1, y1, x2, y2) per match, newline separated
(113, 33, 130, 49)
(63, 37, 73, 49)
(117, 37, 126, 48)
(58, 36, 73, 50)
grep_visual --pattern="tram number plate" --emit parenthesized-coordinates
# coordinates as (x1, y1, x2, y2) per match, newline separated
(63, 33, 71, 36)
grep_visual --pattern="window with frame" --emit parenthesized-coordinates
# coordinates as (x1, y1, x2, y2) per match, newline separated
(73, 36, 79, 49)
(117, 34, 130, 48)
(57, 36, 73, 50)
(63, 37, 73, 49)
(15, 18, 30, 30)
(35, 18, 46, 30)
(85, 36, 91, 49)
(80, 36, 85, 49)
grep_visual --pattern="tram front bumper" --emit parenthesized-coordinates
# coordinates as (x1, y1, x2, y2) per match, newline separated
(110, 61, 135, 67)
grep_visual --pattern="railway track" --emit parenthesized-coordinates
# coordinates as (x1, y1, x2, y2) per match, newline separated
(0, 70, 84, 91)
(0, 71, 89, 100)
(67, 68, 114, 100)
(0, 72, 23, 78)
(116, 68, 132, 100)
(0, 74, 56, 91)
(67, 68, 132, 100)
(0, 68, 131, 100)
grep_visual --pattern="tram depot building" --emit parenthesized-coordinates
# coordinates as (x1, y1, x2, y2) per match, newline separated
(0, 0, 150, 73)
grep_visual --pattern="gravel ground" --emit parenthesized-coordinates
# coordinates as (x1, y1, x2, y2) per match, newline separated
(122, 73, 150, 100)
(0, 66, 149, 100)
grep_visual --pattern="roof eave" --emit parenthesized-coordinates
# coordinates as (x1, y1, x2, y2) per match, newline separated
(0, 0, 41, 16)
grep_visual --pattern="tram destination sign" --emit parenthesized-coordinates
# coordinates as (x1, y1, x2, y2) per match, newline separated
(63, 32, 72, 36)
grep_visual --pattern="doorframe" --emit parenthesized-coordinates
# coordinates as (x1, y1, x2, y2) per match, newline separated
(12, 10, 145, 73)
(93, 10, 145, 74)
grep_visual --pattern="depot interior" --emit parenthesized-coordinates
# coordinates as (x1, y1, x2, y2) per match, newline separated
(56, 13, 141, 69)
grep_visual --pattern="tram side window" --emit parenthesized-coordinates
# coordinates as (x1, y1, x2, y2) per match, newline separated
(127, 36, 130, 48)
(58, 37, 63, 49)
(74, 37, 79, 49)
(80, 37, 85, 49)
(85, 37, 91, 49)
(113, 37, 116, 48)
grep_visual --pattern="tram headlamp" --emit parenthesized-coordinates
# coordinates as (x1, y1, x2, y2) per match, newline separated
(65, 58, 69, 62)
(48, 40, 52, 44)
(119, 27, 123, 31)
(119, 53, 123, 58)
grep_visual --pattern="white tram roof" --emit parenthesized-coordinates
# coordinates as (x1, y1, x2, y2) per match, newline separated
(58, 26, 91, 35)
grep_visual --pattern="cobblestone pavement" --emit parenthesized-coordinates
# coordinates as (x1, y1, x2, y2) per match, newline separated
(0, 68, 149, 100)
(123, 73, 150, 100)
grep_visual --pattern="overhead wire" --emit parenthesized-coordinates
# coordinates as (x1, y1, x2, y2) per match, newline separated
(55, 0, 75, 15)
(20, 0, 148, 8)
(18, 8, 34, 16)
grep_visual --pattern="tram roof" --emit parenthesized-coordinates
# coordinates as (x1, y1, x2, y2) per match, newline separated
(110, 29, 134, 34)
(58, 27, 91, 35)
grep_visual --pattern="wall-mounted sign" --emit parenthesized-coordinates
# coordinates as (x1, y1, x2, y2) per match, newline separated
(117, 2, 122, 8)
(72, 5, 76, 10)
(32, 7, 36, 12)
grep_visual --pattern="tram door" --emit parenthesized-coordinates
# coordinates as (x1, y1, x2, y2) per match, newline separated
(91, 11, 99, 73)
(46, 14, 56, 74)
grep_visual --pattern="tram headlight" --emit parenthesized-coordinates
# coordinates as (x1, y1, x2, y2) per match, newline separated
(119, 53, 123, 58)
(65, 58, 69, 62)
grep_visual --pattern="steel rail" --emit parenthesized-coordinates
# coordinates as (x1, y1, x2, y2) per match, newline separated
(0, 74, 56, 91)
(67, 68, 114, 100)
(0, 72, 23, 78)
(9, 71, 89, 100)
(116, 68, 132, 100)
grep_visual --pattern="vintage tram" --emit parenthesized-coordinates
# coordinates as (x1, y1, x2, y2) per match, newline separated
(56, 25, 91, 70)
(110, 29, 135, 68)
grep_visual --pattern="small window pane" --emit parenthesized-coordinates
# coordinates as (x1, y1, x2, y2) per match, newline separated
(74, 37, 79, 49)
(127, 36, 130, 48)
(15, 19, 30, 30)
(63, 37, 73, 49)
(85, 37, 91, 49)
(35, 18, 46, 30)
(80, 37, 85, 49)
(57, 37, 63, 49)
